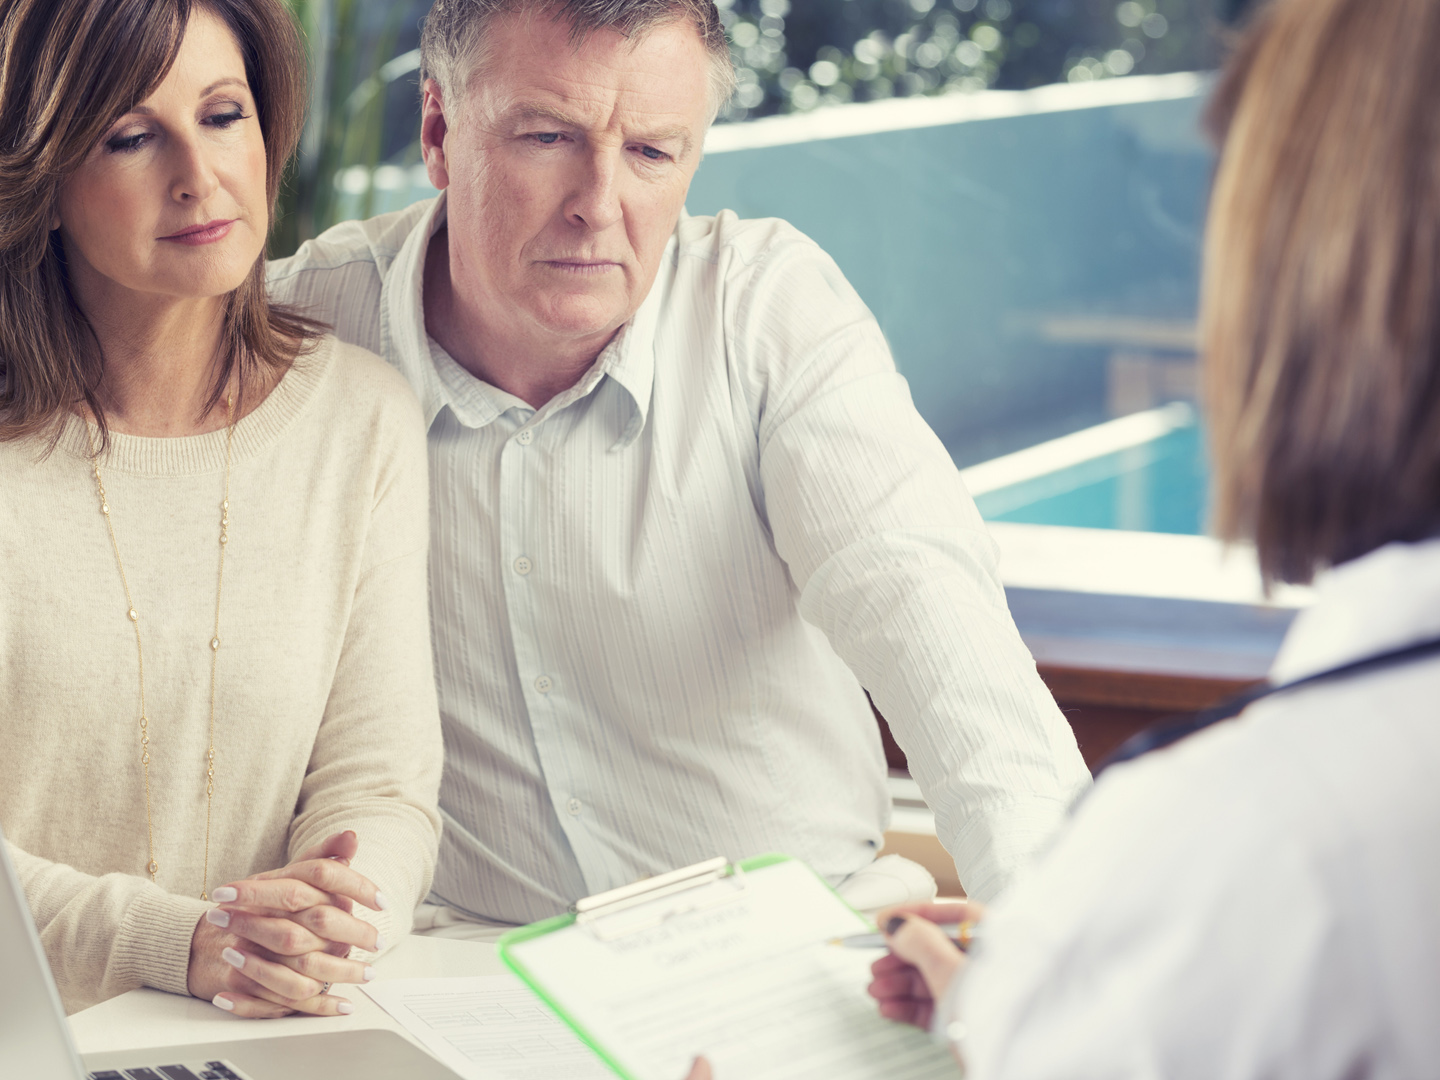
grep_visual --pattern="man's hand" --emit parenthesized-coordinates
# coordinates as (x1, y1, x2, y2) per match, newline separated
(867, 902, 981, 1030)
(188, 830, 387, 1018)
(683, 1058, 712, 1080)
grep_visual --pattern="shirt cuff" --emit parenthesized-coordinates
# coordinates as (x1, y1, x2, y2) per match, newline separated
(929, 962, 971, 1050)
(113, 889, 212, 998)
(947, 795, 1074, 903)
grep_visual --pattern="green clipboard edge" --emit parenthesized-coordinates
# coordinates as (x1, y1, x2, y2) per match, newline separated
(497, 853, 870, 1080)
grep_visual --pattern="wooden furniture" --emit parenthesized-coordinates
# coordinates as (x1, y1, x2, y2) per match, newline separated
(1039, 664, 1256, 769)
(877, 665, 1256, 775)
(875, 576, 1302, 894)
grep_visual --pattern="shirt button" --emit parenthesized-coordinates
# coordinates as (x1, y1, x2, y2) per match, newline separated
(516, 428, 534, 445)
(566, 797, 582, 816)
(513, 556, 532, 576)
(534, 675, 553, 694)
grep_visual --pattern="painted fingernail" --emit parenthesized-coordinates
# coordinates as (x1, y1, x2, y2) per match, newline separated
(222, 947, 246, 970)
(205, 908, 231, 928)
(212, 994, 235, 1011)
(363, 966, 377, 982)
(211, 886, 238, 902)
(336, 1000, 355, 1014)
(885, 915, 907, 936)
(373, 934, 387, 952)
(373, 892, 389, 911)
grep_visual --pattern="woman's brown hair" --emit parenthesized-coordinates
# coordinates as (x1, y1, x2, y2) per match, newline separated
(1202, 0, 1440, 585)
(0, 0, 317, 444)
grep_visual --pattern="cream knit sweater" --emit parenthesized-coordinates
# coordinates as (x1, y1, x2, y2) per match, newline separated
(0, 336, 443, 1013)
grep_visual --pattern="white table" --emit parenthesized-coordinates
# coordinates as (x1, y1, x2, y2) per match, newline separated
(69, 936, 502, 1056)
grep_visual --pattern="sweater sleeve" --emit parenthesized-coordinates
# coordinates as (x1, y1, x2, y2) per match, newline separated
(9, 840, 209, 1011)
(285, 371, 443, 952)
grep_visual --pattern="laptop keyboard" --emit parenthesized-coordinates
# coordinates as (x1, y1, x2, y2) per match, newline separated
(87, 1062, 254, 1080)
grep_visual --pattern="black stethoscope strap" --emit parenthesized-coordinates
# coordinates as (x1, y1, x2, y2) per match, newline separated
(1093, 632, 1440, 778)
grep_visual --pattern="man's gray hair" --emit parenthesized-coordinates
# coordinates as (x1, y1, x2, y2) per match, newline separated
(420, 0, 737, 117)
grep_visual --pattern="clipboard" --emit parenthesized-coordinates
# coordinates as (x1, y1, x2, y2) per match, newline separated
(497, 854, 960, 1080)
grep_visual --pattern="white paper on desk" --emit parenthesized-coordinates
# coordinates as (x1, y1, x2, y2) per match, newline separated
(504, 857, 961, 1080)
(363, 972, 612, 1080)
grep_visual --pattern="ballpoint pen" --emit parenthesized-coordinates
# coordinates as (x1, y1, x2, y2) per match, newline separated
(831, 918, 981, 952)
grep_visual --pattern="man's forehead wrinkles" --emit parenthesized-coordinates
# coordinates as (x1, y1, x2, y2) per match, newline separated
(496, 84, 694, 144)
(510, 73, 688, 113)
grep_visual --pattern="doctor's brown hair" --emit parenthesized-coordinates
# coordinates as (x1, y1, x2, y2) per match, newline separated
(1202, 0, 1440, 585)
(0, 0, 315, 445)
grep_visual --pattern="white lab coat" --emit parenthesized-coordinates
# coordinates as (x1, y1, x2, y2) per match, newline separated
(952, 538, 1440, 1080)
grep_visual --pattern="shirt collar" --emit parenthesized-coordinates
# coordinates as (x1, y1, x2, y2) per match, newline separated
(595, 248, 666, 450)
(1269, 536, 1440, 684)
(429, 338, 525, 429)
(379, 190, 667, 447)
(381, 192, 453, 430)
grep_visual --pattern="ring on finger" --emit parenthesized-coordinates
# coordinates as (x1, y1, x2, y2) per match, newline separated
(320, 981, 332, 996)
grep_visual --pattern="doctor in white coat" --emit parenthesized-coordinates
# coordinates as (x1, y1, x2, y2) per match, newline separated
(866, 0, 1440, 1076)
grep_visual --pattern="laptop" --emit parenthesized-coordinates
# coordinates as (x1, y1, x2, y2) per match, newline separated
(0, 829, 460, 1080)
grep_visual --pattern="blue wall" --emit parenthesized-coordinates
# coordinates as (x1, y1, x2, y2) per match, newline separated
(685, 86, 1215, 466)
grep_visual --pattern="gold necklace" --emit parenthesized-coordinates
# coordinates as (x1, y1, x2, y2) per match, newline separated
(88, 394, 235, 901)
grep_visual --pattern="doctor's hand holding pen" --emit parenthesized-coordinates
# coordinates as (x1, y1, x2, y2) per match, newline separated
(867, 901, 984, 1031)
(680, 901, 984, 1078)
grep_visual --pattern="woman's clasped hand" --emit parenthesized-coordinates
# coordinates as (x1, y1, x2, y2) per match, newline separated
(187, 830, 388, 1018)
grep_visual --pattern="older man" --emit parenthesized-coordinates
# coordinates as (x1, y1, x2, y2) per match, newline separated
(268, 0, 1088, 929)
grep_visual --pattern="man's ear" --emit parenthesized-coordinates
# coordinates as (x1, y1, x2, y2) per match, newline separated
(420, 78, 452, 191)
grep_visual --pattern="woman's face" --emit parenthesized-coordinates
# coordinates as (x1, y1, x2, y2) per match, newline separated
(55, 9, 267, 309)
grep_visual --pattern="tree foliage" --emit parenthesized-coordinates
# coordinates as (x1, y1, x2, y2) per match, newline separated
(716, 0, 1228, 122)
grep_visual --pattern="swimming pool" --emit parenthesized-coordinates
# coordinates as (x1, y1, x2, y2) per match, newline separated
(962, 403, 1208, 535)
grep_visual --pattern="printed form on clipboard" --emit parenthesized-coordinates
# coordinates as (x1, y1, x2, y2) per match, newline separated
(497, 854, 961, 1080)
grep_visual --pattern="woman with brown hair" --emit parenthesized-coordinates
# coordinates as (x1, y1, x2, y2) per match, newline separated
(859, 0, 1440, 1075)
(0, 0, 442, 1018)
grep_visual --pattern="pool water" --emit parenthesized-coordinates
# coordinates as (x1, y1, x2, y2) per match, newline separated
(972, 422, 1209, 535)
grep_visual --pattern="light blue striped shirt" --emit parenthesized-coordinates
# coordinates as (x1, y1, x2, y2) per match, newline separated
(268, 194, 1089, 920)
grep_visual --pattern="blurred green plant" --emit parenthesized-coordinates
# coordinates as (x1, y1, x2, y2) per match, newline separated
(272, 0, 418, 257)
(716, 0, 1226, 123)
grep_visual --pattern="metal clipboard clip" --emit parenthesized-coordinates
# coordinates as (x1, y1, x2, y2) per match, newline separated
(573, 856, 748, 943)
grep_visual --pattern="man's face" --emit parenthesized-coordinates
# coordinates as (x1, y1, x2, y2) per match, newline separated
(424, 11, 713, 350)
